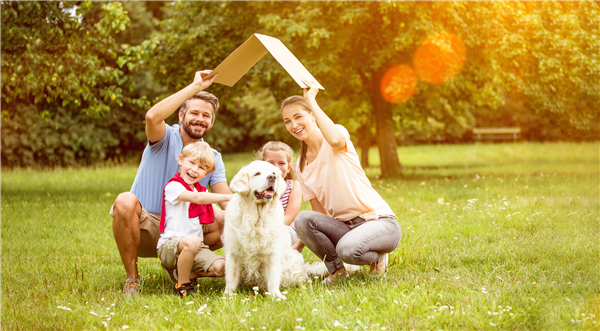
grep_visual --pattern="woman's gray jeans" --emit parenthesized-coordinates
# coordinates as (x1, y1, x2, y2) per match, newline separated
(294, 210, 401, 274)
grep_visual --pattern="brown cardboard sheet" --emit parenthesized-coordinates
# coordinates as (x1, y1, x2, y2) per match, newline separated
(205, 33, 324, 89)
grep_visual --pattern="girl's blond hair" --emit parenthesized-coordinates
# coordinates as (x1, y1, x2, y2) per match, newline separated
(256, 141, 297, 181)
(181, 141, 215, 173)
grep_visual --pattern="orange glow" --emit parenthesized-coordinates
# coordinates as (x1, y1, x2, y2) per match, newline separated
(380, 65, 418, 104)
(413, 33, 466, 84)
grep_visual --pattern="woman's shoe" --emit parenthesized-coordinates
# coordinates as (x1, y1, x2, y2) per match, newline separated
(370, 253, 388, 276)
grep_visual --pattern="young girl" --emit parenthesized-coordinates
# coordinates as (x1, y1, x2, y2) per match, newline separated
(280, 79, 401, 283)
(256, 141, 304, 252)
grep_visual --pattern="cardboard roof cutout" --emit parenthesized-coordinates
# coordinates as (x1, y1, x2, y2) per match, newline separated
(205, 33, 324, 90)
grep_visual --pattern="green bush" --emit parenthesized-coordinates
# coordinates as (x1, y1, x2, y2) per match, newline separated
(1, 101, 146, 168)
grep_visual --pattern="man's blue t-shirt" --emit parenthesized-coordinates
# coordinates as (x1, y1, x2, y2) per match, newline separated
(130, 124, 227, 215)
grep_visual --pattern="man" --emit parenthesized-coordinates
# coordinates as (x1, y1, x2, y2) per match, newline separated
(111, 70, 231, 296)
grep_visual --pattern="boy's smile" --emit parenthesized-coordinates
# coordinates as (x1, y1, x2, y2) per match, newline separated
(178, 154, 208, 186)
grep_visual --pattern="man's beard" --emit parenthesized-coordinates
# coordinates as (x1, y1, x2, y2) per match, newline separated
(182, 119, 211, 140)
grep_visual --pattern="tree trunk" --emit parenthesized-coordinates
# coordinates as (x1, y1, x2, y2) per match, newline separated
(370, 67, 403, 177)
(357, 123, 371, 168)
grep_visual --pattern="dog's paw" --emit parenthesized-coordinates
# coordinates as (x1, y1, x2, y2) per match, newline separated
(266, 291, 287, 300)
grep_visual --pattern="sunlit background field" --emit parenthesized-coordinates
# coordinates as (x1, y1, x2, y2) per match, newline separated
(2, 142, 598, 330)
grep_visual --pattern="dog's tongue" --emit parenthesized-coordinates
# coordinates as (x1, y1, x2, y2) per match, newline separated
(264, 187, 274, 198)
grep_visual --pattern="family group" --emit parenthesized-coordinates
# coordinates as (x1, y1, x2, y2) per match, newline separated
(110, 70, 401, 297)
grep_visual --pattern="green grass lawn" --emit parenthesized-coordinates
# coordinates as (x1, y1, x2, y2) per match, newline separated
(2, 142, 598, 330)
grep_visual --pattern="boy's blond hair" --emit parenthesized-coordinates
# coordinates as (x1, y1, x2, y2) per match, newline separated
(256, 141, 297, 181)
(181, 141, 215, 173)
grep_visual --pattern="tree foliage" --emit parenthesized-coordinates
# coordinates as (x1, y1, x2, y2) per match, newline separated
(2, 1, 598, 170)
(1, 1, 140, 115)
(1, 1, 158, 167)
(146, 1, 598, 175)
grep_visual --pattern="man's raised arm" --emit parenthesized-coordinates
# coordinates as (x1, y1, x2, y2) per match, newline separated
(145, 70, 218, 144)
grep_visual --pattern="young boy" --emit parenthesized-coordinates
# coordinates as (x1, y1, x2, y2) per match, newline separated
(157, 141, 233, 297)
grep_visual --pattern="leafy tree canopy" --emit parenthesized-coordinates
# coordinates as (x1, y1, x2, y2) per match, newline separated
(1, 1, 151, 118)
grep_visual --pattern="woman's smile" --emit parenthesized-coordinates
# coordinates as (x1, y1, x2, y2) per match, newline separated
(282, 104, 313, 141)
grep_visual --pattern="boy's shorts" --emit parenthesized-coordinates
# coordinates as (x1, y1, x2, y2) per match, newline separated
(157, 236, 224, 278)
(110, 202, 212, 258)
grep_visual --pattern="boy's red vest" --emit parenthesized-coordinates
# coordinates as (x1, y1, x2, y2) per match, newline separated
(159, 173, 214, 232)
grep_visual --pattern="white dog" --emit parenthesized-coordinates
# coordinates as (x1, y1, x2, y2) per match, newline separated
(223, 161, 308, 299)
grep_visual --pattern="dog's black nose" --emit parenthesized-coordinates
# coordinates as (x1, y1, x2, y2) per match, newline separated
(267, 174, 276, 182)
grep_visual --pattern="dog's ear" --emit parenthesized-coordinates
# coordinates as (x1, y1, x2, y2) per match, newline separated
(275, 171, 287, 197)
(230, 170, 250, 195)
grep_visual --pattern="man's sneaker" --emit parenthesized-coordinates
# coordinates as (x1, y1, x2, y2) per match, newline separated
(370, 253, 388, 276)
(173, 282, 195, 297)
(122, 278, 141, 296)
(161, 264, 178, 283)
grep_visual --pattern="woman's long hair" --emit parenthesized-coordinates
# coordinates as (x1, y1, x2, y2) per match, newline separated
(280, 96, 311, 173)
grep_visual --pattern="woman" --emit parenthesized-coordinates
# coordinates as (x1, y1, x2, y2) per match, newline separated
(281, 79, 401, 283)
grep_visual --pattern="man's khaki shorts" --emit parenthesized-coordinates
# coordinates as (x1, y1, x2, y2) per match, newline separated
(110, 202, 211, 258)
(158, 237, 224, 274)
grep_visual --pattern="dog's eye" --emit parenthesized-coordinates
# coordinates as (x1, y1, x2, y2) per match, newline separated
(254, 172, 261, 176)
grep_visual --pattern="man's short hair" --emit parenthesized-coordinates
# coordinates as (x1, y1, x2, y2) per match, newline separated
(180, 91, 219, 118)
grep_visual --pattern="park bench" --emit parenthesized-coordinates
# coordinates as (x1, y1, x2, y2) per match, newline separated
(473, 127, 521, 142)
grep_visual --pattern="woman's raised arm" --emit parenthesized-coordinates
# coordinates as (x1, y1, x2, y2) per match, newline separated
(302, 79, 346, 150)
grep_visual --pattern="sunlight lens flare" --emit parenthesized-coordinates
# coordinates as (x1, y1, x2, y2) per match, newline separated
(380, 65, 418, 104)
(413, 33, 466, 84)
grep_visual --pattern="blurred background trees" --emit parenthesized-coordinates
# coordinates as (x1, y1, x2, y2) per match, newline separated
(2, 1, 598, 174)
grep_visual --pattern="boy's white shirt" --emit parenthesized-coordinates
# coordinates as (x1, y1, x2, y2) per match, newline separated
(156, 181, 203, 249)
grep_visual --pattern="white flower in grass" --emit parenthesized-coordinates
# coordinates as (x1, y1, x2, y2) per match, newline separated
(312, 309, 318, 313)
(122, 326, 129, 330)
(337, 306, 343, 310)
(110, 313, 115, 316)
(355, 308, 362, 312)
(262, 327, 266, 330)
(490, 322, 496, 326)
(102, 321, 108, 328)
(144, 305, 149, 308)
(57, 306, 72, 311)
(393, 300, 398, 304)
(250, 328, 254, 330)
(90, 312, 98, 316)
(454, 276, 460, 279)
(333, 320, 343, 327)
(296, 318, 303, 322)
(252, 309, 257, 312)
(246, 312, 251, 317)
(185, 301, 194, 305)
(565, 298, 571, 302)
(240, 319, 246, 323)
